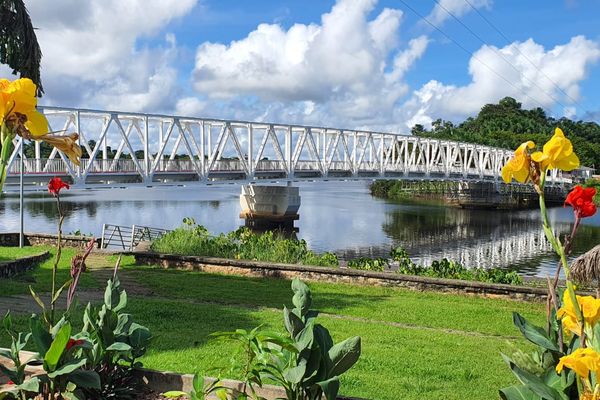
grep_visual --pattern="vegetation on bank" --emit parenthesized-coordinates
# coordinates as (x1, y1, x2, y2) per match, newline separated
(152, 218, 524, 286)
(150, 218, 339, 267)
(411, 96, 600, 168)
(348, 246, 523, 285)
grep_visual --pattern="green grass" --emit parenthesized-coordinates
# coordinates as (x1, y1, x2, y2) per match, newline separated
(0, 245, 99, 296)
(0, 248, 545, 399)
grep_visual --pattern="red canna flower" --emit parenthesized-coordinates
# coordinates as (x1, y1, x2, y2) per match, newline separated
(65, 338, 84, 350)
(565, 185, 597, 219)
(6, 380, 14, 385)
(48, 177, 70, 197)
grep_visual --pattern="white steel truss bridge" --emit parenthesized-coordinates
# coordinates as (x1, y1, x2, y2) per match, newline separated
(2, 106, 568, 189)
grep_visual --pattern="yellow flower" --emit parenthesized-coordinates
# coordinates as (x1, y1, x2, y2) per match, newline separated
(556, 348, 600, 379)
(0, 78, 48, 136)
(0, 78, 81, 166)
(557, 291, 600, 335)
(501, 141, 535, 183)
(531, 127, 579, 172)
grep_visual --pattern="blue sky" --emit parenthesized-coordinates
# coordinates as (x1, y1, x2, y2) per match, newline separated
(10, 0, 600, 132)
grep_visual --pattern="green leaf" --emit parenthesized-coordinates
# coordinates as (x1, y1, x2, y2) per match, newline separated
(283, 363, 307, 385)
(52, 279, 73, 305)
(513, 313, 560, 352)
(328, 336, 361, 377)
(44, 322, 72, 371)
(16, 376, 40, 392)
(283, 306, 304, 337)
(163, 391, 188, 398)
(129, 323, 152, 348)
(106, 342, 132, 352)
(317, 376, 340, 400)
(30, 315, 52, 358)
(29, 286, 46, 312)
(68, 370, 101, 389)
(502, 355, 566, 400)
(291, 278, 311, 317)
(48, 359, 86, 378)
(499, 385, 541, 400)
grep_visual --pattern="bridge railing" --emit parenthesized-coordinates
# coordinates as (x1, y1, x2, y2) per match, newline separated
(100, 223, 171, 250)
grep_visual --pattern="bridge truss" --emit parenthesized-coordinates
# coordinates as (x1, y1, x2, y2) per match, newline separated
(3, 106, 566, 188)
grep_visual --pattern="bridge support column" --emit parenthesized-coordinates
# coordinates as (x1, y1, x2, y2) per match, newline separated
(239, 184, 300, 228)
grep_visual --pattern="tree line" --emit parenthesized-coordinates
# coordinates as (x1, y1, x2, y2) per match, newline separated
(411, 97, 600, 170)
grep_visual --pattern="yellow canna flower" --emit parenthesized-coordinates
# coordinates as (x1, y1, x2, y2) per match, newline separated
(531, 127, 579, 172)
(501, 141, 535, 183)
(556, 348, 600, 380)
(0, 77, 48, 136)
(557, 291, 600, 335)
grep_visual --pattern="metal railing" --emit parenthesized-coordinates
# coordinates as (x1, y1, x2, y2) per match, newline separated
(100, 223, 170, 250)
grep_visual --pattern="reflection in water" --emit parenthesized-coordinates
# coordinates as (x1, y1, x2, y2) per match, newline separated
(1, 181, 600, 277)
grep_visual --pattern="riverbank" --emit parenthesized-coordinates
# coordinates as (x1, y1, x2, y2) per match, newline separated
(370, 179, 566, 209)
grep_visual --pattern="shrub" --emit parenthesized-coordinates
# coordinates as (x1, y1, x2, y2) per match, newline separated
(151, 220, 339, 267)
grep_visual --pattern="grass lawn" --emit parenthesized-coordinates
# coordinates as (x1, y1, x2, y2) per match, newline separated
(0, 247, 546, 399)
(0, 246, 99, 296)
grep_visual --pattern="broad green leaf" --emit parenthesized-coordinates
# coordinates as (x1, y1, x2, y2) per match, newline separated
(283, 306, 304, 337)
(513, 313, 560, 352)
(317, 376, 340, 400)
(68, 370, 101, 389)
(328, 336, 361, 377)
(283, 363, 307, 384)
(163, 391, 188, 398)
(502, 356, 566, 400)
(16, 376, 40, 392)
(48, 359, 86, 378)
(30, 315, 52, 358)
(499, 385, 541, 400)
(291, 278, 311, 316)
(44, 322, 72, 371)
(106, 342, 132, 351)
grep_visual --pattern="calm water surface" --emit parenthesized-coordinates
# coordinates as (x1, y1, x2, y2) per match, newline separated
(2, 181, 600, 277)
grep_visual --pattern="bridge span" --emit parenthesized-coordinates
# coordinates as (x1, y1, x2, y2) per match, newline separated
(2, 106, 568, 190)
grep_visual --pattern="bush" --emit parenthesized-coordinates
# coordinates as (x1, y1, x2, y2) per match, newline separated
(151, 219, 339, 267)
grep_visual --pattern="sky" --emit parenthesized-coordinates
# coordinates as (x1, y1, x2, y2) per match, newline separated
(6, 0, 600, 133)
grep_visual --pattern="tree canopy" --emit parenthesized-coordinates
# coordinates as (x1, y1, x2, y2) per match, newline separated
(412, 97, 600, 169)
(0, 0, 43, 95)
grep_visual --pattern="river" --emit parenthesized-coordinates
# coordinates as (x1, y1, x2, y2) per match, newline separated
(1, 180, 599, 277)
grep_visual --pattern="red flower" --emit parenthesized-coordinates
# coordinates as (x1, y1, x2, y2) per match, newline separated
(65, 338, 84, 350)
(565, 185, 597, 219)
(6, 380, 14, 385)
(48, 177, 69, 197)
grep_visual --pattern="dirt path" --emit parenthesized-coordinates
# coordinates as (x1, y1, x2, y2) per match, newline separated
(0, 253, 154, 315)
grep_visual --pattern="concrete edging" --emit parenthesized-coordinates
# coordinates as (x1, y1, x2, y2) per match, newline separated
(130, 251, 549, 301)
(0, 232, 99, 249)
(0, 251, 50, 278)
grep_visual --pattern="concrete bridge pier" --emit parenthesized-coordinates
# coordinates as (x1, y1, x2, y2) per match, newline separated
(239, 184, 300, 228)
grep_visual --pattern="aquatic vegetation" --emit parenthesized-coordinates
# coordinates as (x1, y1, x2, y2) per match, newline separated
(151, 218, 339, 267)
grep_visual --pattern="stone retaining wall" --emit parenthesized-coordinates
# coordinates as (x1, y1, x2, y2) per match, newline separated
(0, 233, 99, 249)
(131, 252, 549, 301)
(0, 251, 50, 278)
(134, 368, 365, 400)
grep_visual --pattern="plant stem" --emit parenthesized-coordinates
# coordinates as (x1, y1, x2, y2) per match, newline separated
(538, 179, 584, 328)
(50, 196, 64, 327)
(0, 124, 14, 194)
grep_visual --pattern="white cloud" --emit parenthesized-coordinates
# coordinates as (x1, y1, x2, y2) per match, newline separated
(189, 0, 428, 130)
(425, 0, 492, 26)
(403, 36, 600, 128)
(22, 0, 197, 111)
